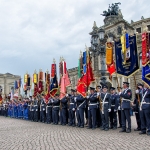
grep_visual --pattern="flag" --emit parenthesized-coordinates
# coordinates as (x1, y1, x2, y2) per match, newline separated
(83, 51, 87, 74)
(142, 32, 149, 66)
(76, 81, 86, 97)
(76, 49, 95, 96)
(115, 34, 139, 77)
(59, 60, 71, 99)
(38, 70, 44, 94)
(14, 80, 18, 90)
(107, 61, 116, 76)
(45, 71, 50, 98)
(142, 63, 150, 86)
(50, 63, 58, 97)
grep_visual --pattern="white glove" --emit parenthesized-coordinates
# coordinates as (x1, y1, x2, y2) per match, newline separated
(135, 90, 139, 94)
(119, 92, 121, 95)
(72, 108, 75, 111)
(108, 109, 111, 112)
(114, 109, 117, 112)
(97, 93, 99, 96)
(66, 94, 68, 97)
(118, 106, 120, 110)
(74, 97, 76, 102)
(87, 96, 89, 99)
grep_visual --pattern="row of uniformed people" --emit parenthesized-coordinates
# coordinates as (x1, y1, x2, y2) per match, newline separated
(1, 81, 150, 136)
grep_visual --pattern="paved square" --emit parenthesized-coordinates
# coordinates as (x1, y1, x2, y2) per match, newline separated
(0, 116, 150, 150)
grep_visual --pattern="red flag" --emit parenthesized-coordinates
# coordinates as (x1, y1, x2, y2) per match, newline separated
(76, 81, 86, 97)
(59, 61, 71, 99)
(107, 62, 116, 75)
(79, 61, 95, 87)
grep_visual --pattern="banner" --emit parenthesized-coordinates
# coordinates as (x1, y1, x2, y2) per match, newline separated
(106, 42, 113, 65)
(142, 64, 150, 86)
(115, 35, 139, 77)
(50, 63, 58, 97)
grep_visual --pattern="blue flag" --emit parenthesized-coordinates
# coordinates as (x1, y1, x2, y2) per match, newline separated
(115, 35, 139, 77)
(83, 51, 87, 74)
(142, 64, 150, 85)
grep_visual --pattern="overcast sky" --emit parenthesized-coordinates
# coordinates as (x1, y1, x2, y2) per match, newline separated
(0, 0, 149, 78)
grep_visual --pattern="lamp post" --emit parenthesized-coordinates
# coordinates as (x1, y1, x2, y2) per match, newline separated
(89, 23, 107, 86)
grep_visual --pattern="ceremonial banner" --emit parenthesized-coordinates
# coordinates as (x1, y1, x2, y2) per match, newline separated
(142, 64, 150, 86)
(60, 61, 71, 99)
(115, 35, 139, 77)
(107, 62, 116, 76)
(106, 42, 113, 65)
(83, 51, 87, 74)
(14, 80, 18, 90)
(50, 63, 58, 97)
(76, 81, 86, 97)
(142, 32, 149, 66)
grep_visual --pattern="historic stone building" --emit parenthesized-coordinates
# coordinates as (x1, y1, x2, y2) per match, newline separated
(0, 73, 21, 97)
(68, 4, 150, 98)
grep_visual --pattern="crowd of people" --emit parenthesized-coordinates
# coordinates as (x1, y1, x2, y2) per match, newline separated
(0, 81, 150, 136)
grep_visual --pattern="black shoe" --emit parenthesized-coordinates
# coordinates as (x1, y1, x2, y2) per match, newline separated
(105, 128, 109, 131)
(126, 129, 131, 133)
(80, 126, 84, 128)
(134, 128, 141, 131)
(147, 132, 150, 136)
(87, 127, 92, 129)
(92, 127, 96, 130)
(139, 131, 146, 135)
(72, 124, 75, 127)
(109, 127, 113, 129)
(119, 129, 126, 132)
(113, 127, 117, 130)
(101, 127, 105, 130)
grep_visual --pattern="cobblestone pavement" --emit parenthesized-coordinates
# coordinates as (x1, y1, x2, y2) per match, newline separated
(0, 116, 150, 150)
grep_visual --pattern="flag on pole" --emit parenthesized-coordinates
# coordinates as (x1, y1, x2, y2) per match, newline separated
(115, 34, 139, 77)
(77, 47, 95, 97)
(59, 59, 71, 100)
(50, 61, 58, 97)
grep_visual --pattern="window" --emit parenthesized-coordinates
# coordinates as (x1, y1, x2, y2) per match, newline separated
(136, 28, 141, 33)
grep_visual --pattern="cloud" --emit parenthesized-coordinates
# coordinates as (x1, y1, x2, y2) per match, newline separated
(0, 0, 149, 78)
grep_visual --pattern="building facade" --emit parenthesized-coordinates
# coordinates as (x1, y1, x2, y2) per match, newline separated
(68, 4, 150, 98)
(0, 73, 21, 97)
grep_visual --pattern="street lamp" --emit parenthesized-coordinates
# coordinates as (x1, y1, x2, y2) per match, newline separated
(98, 28, 105, 40)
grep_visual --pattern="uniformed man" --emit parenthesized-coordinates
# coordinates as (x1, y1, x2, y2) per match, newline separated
(96, 85, 102, 128)
(117, 87, 122, 128)
(100, 85, 111, 131)
(60, 95, 68, 125)
(40, 95, 46, 123)
(139, 82, 150, 136)
(119, 82, 132, 133)
(23, 99, 28, 120)
(30, 98, 34, 121)
(132, 83, 142, 131)
(76, 94, 86, 128)
(68, 89, 76, 127)
(33, 96, 39, 122)
(52, 94, 60, 125)
(109, 87, 119, 129)
(87, 87, 98, 129)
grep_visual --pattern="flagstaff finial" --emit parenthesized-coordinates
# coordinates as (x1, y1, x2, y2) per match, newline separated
(60, 56, 62, 62)
(62, 57, 65, 61)
(122, 27, 126, 35)
(80, 50, 82, 58)
(34, 70, 36, 74)
(53, 58, 56, 64)
(46, 69, 49, 73)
